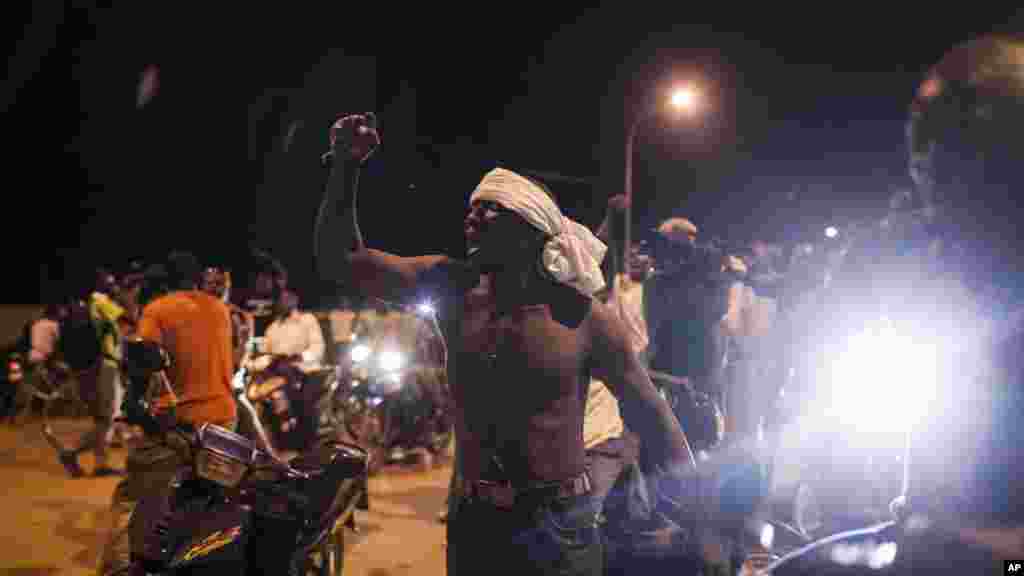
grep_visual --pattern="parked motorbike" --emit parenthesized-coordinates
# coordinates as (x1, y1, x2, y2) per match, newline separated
(336, 334, 452, 473)
(649, 369, 726, 456)
(120, 337, 368, 576)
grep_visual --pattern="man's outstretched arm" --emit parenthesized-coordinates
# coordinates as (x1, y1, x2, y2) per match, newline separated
(314, 114, 447, 299)
(589, 300, 696, 471)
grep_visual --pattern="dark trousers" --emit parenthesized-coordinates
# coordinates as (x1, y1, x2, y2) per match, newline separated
(447, 492, 604, 576)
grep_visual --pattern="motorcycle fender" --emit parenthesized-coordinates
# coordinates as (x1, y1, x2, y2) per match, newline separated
(168, 512, 250, 569)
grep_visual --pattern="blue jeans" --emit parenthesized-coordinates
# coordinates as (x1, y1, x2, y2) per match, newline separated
(447, 492, 604, 576)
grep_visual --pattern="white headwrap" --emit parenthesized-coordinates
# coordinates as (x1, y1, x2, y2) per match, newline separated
(470, 168, 607, 296)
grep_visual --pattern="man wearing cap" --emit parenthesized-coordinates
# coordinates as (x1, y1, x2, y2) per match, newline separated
(316, 114, 692, 575)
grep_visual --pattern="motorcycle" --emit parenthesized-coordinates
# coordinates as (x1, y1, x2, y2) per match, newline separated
(755, 516, 1011, 575)
(242, 351, 341, 455)
(234, 339, 370, 513)
(649, 369, 726, 457)
(337, 336, 452, 473)
(120, 337, 368, 576)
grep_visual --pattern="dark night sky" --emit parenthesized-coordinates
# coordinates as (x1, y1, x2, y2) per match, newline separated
(5, 5, 1022, 304)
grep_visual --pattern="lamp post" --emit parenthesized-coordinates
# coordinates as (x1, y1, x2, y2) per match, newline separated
(615, 86, 701, 284)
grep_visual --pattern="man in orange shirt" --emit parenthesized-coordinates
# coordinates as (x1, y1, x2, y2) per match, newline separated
(98, 251, 237, 576)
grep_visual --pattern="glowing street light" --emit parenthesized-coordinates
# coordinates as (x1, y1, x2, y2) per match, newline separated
(670, 87, 698, 114)
(825, 226, 839, 239)
(619, 84, 706, 283)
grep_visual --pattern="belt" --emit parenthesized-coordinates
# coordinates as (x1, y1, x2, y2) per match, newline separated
(460, 471, 592, 510)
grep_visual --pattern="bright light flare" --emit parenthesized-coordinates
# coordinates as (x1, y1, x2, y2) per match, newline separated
(378, 350, 404, 372)
(825, 226, 839, 239)
(760, 523, 775, 550)
(827, 318, 937, 435)
(350, 344, 371, 364)
(417, 302, 435, 316)
(670, 87, 699, 113)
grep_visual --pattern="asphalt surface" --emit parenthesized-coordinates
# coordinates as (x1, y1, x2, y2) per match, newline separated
(0, 418, 451, 575)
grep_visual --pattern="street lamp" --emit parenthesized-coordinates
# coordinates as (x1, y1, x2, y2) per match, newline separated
(617, 85, 703, 284)
(670, 87, 699, 114)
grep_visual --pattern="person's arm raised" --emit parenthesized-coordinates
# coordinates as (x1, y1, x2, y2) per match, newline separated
(314, 114, 448, 300)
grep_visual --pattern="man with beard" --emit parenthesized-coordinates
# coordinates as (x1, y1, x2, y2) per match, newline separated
(315, 114, 692, 575)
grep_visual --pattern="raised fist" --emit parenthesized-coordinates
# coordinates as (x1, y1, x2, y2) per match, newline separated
(329, 113, 380, 163)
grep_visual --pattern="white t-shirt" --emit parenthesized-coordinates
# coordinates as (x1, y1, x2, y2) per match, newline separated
(583, 274, 650, 449)
(264, 312, 326, 365)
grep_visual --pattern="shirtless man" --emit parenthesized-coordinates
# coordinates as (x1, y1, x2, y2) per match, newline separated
(315, 114, 693, 575)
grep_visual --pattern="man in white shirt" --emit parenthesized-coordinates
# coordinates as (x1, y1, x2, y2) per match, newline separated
(246, 289, 327, 451)
(263, 290, 325, 367)
(18, 304, 69, 418)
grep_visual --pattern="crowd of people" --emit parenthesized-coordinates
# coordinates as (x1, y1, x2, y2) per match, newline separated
(0, 121, 884, 576)
(317, 116, 785, 574)
(0, 250, 355, 573)
(3, 31, 1021, 574)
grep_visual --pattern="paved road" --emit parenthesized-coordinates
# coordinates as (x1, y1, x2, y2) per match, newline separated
(0, 418, 451, 575)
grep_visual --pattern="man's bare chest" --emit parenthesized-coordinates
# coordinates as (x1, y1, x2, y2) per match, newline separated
(455, 283, 587, 394)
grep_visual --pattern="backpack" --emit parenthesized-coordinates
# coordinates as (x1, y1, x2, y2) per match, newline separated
(59, 300, 104, 371)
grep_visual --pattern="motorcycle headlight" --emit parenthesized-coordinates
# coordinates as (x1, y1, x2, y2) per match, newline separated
(378, 350, 404, 372)
(195, 424, 254, 488)
(350, 344, 371, 364)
